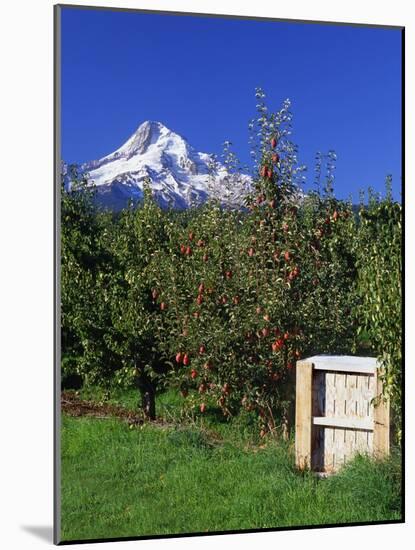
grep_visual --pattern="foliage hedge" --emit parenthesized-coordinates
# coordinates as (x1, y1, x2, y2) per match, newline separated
(61, 94, 402, 438)
(355, 183, 402, 439)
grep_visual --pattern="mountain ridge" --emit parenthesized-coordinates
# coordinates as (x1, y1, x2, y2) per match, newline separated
(65, 121, 252, 210)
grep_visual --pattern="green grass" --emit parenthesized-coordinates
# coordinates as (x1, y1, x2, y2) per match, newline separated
(61, 397, 402, 542)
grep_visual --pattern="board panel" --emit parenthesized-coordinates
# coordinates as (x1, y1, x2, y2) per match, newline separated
(295, 358, 389, 473)
(313, 369, 376, 472)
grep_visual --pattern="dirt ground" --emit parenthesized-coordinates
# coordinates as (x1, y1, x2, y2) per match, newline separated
(61, 391, 144, 424)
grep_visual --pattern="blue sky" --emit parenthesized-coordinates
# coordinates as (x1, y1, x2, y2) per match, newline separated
(61, 7, 402, 202)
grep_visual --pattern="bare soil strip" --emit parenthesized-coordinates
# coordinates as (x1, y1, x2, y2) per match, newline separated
(61, 391, 144, 424)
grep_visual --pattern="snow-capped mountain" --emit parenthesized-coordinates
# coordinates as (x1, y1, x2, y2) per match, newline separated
(68, 121, 252, 210)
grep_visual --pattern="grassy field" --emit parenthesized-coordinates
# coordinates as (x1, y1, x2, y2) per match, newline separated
(60, 388, 402, 542)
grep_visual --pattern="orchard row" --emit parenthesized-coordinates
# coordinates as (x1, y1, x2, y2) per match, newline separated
(61, 98, 401, 437)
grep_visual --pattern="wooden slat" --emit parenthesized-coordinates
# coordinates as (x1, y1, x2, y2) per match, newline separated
(356, 429, 370, 455)
(367, 429, 374, 453)
(295, 361, 313, 470)
(335, 372, 346, 418)
(313, 416, 374, 431)
(345, 428, 356, 462)
(311, 426, 325, 471)
(323, 426, 336, 473)
(357, 374, 374, 418)
(313, 363, 376, 374)
(334, 427, 346, 470)
(306, 355, 377, 374)
(325, 372, 336, 416)
(312, 370, 325, 416)
(373, 369, 390, 458)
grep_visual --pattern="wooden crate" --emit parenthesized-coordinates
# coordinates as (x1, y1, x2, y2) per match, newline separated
(295, 356, 390, 473)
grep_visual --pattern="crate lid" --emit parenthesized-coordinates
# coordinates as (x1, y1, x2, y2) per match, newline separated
(302, 355, 378, 374)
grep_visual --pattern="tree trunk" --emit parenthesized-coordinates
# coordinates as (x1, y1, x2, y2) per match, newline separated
(141, 385, 156, 420)
(136, 373, 156, 420)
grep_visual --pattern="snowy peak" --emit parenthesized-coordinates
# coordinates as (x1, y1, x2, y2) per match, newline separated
(84, 121, 196, 175)
(77, 121, 252, 210)
(113, 121, 178, 158)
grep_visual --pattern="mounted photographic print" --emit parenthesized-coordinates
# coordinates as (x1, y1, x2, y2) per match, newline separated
(54, 4, 404, 544)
